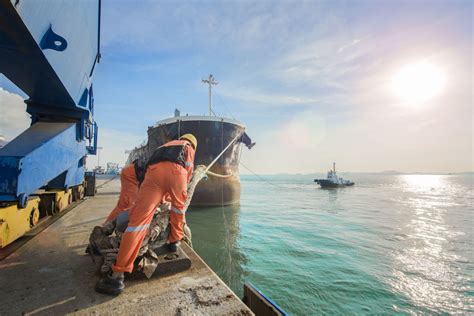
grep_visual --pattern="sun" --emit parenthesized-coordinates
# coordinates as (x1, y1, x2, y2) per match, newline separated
(391, 62, 446, 104)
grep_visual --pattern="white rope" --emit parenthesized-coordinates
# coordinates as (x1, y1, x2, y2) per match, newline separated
(220, 121, 232, 288)
(240, 161, 287, 189)
(205, 129, 244, 173)
(206, 170, 234, 178)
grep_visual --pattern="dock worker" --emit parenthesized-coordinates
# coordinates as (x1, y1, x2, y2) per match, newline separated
(95, 134, 197, 296)
(86, 159, 146, 255)
(104, 160, 146, 224)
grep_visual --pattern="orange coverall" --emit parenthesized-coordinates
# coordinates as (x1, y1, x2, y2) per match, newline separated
(112, 140, 195, 273)
(105, 164, 139, 223)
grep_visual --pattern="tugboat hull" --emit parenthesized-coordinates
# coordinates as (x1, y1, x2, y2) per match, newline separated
(314, 179, 354, 188)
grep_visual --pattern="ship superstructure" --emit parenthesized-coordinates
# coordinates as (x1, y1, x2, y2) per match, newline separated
(127, 75, 254, 206)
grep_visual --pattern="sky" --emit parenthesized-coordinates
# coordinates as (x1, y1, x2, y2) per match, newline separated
(0, 0, 472, 174)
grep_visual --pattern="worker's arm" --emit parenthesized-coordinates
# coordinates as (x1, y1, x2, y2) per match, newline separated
(184, 145, 195, 183)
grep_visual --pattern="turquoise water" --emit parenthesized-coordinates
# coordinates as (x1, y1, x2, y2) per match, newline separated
(186, 174, 473, 315)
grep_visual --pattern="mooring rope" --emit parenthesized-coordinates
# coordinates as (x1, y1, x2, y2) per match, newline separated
(239, 161, 287, 189)
(220, 121, 232, 289)
(206, 170, 234, 178)
(184, 130, 244, 208)
(92, 133, 246, 276)
(204, 130, 244, 174)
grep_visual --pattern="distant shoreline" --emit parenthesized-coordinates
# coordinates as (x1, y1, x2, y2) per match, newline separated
(240, 171, 474, 176)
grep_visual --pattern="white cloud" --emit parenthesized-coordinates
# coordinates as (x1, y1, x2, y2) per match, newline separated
(98, 2, 472, 173)
(279, 113, 327, 149)
(101, 2, 314, 53)
(212, 33, 372, 110)
(0, 88, 145, 170)
(269, 35, 373, 93)
(241, 112, 329, 174)
(0, 88, 30, 141)
(218, 86, 319, 107)
(86, 127, 145, 170)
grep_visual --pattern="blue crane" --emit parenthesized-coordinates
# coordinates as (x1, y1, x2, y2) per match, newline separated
(0, 0, 101, 246)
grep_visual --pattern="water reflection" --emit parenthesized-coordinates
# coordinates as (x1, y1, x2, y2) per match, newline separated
(186, 204, 248, 296)
(390, 175, 469, 313)
(401, 174, 444, 193)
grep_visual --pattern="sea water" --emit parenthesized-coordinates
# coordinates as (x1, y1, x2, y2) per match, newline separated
(186, 174, 473, 315)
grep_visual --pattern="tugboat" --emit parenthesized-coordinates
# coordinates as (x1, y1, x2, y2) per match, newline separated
(314, 162, 354, 188)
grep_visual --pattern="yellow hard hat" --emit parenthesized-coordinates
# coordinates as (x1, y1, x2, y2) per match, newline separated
(180, 134, 197, 149)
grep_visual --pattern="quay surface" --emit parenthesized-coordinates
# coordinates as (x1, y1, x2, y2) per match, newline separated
(0, 177, 252, 315)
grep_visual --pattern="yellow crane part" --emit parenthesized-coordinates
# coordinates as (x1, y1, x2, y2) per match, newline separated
(0, 185, 82, 248)
(52, 189, 73, 213)
(0, 197, 40, 248)
(36, 188, 73, 215)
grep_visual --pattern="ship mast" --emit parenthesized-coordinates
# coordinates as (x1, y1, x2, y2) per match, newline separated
(202, 74, 218, 116)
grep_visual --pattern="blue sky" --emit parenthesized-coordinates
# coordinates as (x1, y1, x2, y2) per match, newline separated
(1, 0, 472, 173)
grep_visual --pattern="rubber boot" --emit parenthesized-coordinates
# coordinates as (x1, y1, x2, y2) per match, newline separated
(165, 241, 181, 260)
(95, 273, 125, 296)
(167, 241, 179, 253)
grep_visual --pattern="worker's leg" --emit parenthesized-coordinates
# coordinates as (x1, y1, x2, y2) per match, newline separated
(105, 165, 139, 223)
(105, 189, 128, 223)
(88, 165, 139, 256)
(112, 164, 164, 273)
(115, 210, 130, 233)
(167, 164, 188, 244)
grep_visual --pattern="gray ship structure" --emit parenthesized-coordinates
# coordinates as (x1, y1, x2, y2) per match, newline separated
(127, 75, 254, 206)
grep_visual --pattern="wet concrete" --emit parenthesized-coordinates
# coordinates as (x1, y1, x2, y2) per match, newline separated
(0, 178, 252, 315)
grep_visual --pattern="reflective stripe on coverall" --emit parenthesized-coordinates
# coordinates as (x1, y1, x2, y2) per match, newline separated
(112, 140, 195, 273)
(105, 164, 139, 223)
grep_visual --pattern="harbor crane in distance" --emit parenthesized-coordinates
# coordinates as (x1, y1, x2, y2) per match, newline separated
(0, 0, 101, 247)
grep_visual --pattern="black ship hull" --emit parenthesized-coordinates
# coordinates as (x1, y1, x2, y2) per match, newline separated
(128, 116, 253, 207)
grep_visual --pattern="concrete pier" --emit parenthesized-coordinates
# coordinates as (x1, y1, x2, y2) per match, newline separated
(0, 178, 253, 315)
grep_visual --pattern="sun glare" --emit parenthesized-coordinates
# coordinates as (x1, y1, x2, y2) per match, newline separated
(391, 62, 446, 104)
